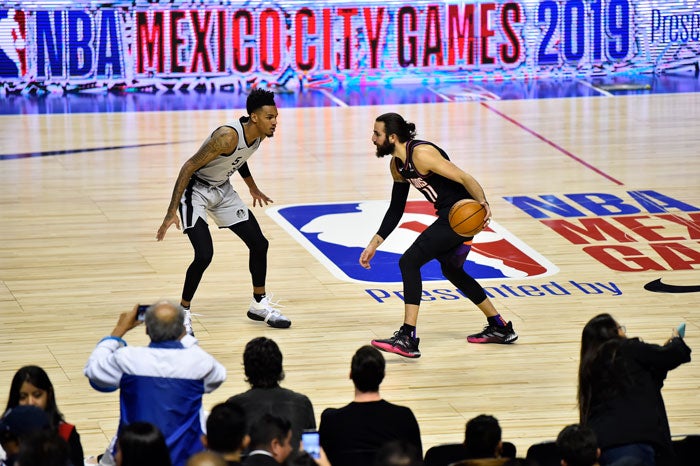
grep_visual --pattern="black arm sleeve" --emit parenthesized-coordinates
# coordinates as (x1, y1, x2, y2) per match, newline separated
(376, 182, 410, 240)
(238, 162, 251, 178)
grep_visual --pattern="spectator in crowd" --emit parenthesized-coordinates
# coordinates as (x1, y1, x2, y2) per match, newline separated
(115, 422, 172, 466)
(202, 402, 248, 466)
(556, 424, 646, 466)
(84, 301, 227, 466)
(5, 365, 84, 466)
(424, 414, 515, 466)
(187, 451, 227, 466)
(227, 337, 315, 457)
(16, 429, 70, 466)
(375, 440, 424, 466)
(463, 415, 504, 459)
(557, 424, 600, 466)
(242, 413, 293, 466)
(578, 314, 691, 466)
(319, 345, 422, 466)
(0, 405, 52, 466)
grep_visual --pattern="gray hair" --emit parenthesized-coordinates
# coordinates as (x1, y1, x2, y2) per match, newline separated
(144, 300, 185, 342)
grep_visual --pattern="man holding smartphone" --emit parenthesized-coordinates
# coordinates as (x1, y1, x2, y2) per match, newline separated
(84, 301, 227, 466)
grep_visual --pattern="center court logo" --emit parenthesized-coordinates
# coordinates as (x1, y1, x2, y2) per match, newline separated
(267, 200, 558, 283)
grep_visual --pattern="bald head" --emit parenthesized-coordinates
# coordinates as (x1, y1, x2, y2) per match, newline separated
(186, 451, 227, 466)
(144, 300, 185, 342)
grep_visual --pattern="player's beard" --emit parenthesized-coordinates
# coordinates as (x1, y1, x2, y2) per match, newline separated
(375, 140, 394, 157)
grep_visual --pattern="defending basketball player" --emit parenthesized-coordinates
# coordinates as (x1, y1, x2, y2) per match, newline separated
(360, 112, 518, 358)
(156, 88, 291, 335)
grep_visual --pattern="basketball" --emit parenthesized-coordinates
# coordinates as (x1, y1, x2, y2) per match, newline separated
(448, 199, 487, 237)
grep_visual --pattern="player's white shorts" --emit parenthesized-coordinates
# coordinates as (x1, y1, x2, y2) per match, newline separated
(179, 178, 249, 231)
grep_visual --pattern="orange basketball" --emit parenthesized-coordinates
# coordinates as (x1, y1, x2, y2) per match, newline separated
(448, 199, 487, 237)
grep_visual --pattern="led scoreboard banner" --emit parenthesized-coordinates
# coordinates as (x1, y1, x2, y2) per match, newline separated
(0, 1, 698, 93)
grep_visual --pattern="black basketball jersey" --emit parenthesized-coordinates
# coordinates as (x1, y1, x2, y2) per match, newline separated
(394, 139, 471, 213)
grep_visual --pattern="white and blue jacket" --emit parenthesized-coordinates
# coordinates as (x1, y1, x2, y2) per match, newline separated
(84, 335, 226, 466)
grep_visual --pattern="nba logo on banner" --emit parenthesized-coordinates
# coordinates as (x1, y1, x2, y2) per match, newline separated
(0, 9, 27, 78)
(267, 200, 558, 283)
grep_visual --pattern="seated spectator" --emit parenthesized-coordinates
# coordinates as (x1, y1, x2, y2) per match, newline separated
(16, 429, 70, 466)
(242, 413, 293, 466)
(375, 440, 424, 466)
(0, 405, 52, 466)
(84, 301, 227, 466)
(5, 365, 84, 466)
(578, 314, 691, 466)
(424, 414, 514, 466)
(187, 451, 227, 466)
(202, 402, 249, 466)
(319, 345, 422, 466)
(557, 424, 600, 466)
(227, 337, 315, 458)
(501, 460, 537, 466)
(115, 422, 172, 466)
(451, 460, 508, 466)
(556, 424, 647, 466)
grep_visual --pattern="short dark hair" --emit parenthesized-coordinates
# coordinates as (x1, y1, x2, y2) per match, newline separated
(17, 430, 69, 466)
(350, 345, 385, 392)
(247, 88, 276, 115)
(206, 402, 247, 454)
(556, 424, 598, 466)
(243, 337, 285, 388)
(118, 422, 173, 466)
(248, 413, 291, 450)
(375, 113, 416, 143)
(374, 439, 423, 466)
(464, 414, 502, 458)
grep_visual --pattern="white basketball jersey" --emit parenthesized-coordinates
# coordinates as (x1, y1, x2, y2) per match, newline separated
(193, 117, 261, 186)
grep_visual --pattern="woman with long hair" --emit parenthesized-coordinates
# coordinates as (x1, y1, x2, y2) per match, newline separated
(115, 422, 173, 466)
(5, 365, 84, 466)
(578, 314, 691, 466)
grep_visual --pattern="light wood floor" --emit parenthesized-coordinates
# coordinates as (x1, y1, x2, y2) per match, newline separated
(1, 93, 699, 459)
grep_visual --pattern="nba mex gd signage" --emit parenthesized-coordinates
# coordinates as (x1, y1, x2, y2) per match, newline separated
(268, 190, 699, 289)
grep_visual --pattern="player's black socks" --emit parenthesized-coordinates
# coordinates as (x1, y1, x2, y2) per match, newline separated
(253, 293, 266, 303)
(487, 314, 507, 327)
(400, 323, 417, 338)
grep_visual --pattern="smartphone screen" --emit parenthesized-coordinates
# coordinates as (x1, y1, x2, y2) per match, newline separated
(302, 430, 320, 460)
(137, 304, 149, 321)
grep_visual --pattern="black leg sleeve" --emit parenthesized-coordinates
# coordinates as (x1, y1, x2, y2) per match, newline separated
(229, 210, 269, 288)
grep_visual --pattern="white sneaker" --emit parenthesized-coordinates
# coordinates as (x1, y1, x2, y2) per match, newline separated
(247, 295, 291, 328)
(181, 306, 195, 336)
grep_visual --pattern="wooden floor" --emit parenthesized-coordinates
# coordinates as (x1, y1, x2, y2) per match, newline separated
(1, 93, 699, 460)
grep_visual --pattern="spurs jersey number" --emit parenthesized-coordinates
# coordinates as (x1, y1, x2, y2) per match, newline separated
(226, 155, 244, 178)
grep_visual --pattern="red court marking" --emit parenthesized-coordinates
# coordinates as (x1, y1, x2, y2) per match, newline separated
(481, 102, 624, 186)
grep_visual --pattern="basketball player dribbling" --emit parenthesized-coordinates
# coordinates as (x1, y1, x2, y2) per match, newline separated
(156, 89, 291, 335)
(360, 112, 518, 358)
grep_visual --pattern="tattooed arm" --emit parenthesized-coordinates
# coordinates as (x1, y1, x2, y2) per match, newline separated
(156, 126, 238, 240)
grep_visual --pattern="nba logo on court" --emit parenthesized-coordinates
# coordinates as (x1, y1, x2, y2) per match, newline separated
(267, 201, 558, 283)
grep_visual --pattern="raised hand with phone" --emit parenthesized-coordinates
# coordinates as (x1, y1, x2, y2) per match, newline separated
(578, 314, 692, 466)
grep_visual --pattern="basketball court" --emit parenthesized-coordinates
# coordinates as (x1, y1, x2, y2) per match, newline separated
(1, 75, 699, 459)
